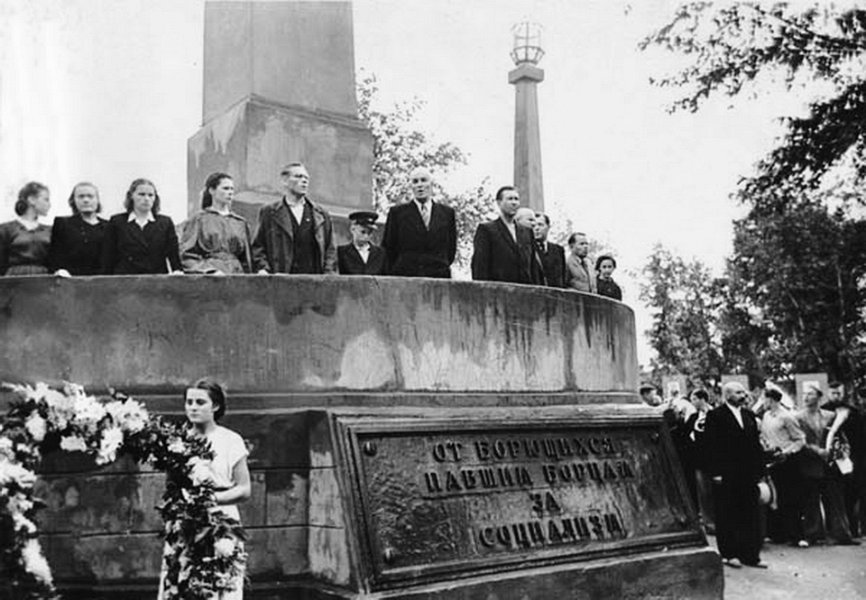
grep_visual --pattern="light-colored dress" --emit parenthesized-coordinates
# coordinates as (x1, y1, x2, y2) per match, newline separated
(158, 425, 249, 599)
(180, 209, 254, 274)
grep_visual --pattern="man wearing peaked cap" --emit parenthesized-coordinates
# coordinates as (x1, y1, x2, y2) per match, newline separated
(337, 211, 388, 275)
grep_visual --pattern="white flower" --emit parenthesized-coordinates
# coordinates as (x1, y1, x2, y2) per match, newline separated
(25, 415, 47, 442)
(12, 512, 36, 534)
(72, 394, 106, 427)
(104, 399, 148, 433)
(188, 457, 213, 486)
(167, 439, 186, 455)
(0, 436, 13, 459)
(96, 426, 124, 465)
(213, 537, 236, 558)
(21, 539, 53, 585)
(0, 459, 36, 488)
(59, 435, 89, 453)
(44, 389, 76, 431)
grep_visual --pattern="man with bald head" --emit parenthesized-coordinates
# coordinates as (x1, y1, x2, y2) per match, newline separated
(382, 167, 457, 278)
(704, 382, 767, 569)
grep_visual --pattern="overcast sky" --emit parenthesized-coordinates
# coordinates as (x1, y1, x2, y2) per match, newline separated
(0, 0, 816, 365)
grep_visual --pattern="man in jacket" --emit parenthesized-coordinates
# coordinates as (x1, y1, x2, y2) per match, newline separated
(337, 211, 387, 275)
(704, 381, 767, 569)
(471, 186, 539, 284)
(533, 212, 566, 288)
(252, 163, 336, 274)
(382, 167, 457, 278)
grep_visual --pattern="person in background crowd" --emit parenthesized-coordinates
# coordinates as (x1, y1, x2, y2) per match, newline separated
(565, 232, 594, 292)
(824, 382, 866, 538)
(533, 212, 566, 288)
(640, 384, 662, 407)
(48, 182, 107, 276)
(337, 211, 387, 275)
(101, 178, 182, 275)
(796, 385, 859, 545)
(471, 187, 538, 284)
(252, 163, 336, 274)
(0, 181, 51, 276)
(181, 173, 257, 274)
(761, 387, 808, 546)
(382, 167, 456, 278)
(704, 381, 767, 569)
(686, 389, 715, 533)
(595, 254, 623, 301)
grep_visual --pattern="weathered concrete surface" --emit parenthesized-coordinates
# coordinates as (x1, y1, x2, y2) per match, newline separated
(0, 276, 637, 395)
(202, 1, 359, 124)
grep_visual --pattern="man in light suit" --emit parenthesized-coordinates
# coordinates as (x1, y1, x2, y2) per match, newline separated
(337, 211, 387, 275)
(470, 186, 539, 284)
(704, 381, 767, 569)
(252, 162, 336, 274)
(382, 167, 457, 278)
(566, 232, 595, 292)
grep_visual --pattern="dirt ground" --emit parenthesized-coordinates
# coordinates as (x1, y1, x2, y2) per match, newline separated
(717, 536, 866, 599)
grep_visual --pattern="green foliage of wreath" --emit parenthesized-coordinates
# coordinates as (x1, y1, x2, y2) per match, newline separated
(0, 383, 246, 599)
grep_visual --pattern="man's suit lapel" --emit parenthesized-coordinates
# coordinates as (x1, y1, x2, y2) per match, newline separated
(493, 218, 520, 255)
(273, 201, 294, 240)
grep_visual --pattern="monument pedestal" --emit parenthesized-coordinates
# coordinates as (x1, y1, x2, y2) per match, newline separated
(0, 276, 722, 599)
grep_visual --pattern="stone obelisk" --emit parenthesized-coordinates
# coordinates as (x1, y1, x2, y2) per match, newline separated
(187, 0, 373, 233)
(509, 22, 545, 212)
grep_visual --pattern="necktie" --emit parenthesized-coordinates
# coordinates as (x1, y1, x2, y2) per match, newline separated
(420, 202, 430, 229)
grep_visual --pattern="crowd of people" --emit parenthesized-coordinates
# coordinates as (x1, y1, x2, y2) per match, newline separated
(644, 380, 866, 569)
(0, 164, 623, 300)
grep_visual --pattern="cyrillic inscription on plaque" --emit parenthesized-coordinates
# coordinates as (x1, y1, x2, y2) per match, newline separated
(347, 418, 697, 585)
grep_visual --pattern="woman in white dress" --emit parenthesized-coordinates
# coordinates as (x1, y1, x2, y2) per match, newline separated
(159, 378, 251, 599)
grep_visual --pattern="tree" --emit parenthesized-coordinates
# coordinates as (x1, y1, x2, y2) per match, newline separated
(356, 73, 496, 272)
(641, 2, 866, 205)
(640, 245, 725, 385)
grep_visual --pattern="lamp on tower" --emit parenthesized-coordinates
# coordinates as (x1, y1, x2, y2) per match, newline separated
(510, 21, 544, 66)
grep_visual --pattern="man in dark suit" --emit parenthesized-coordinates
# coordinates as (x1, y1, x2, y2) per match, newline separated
(252, 163, 336, 274)
(704, 381, 767, 569)
(533, 212, 567, 288)
(471, 186, 539, 284)
(338, 211, 387, 275)
(381, 168, 457, 278)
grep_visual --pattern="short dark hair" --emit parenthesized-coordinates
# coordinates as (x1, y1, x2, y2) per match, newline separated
(829, 382, 843, 390)
(765, 388, 782, 402)
(567, 232, 587, 247)
(691, 389, 709, 402)
(639, 385, 655, 396)
(495, 186, 516, 201)
(16, 182, 48, 216)
(201, 172, 232, 209)
(68, 182, 101, 215)
(280, 162, 306, 175)
(536, 213, 551, 226)
(124, 178, 161, 214)
(806, 384, 823, 398)
(190, 377, 228, 421)
(595, 254, 617, 271)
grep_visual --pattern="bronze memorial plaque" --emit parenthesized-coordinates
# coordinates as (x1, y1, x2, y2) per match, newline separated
(340, 413, 702, 589)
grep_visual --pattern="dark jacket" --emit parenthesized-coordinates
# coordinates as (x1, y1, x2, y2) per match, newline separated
(101, 213, 181, 275)
(596, 277, 623, 301)
(48, 214, 108, 275)
(537, 241, 566, 288)
(471, 218, 539, 284)
(704, 404, 765, 484)
(337, 243, 387, 275)
(251, 198, 336, 274)
(382, 201, 456, 278)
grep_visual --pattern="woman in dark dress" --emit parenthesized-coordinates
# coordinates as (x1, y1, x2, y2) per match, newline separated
(48, 182, 108, 276)
(101, 178, 182, 275)
(0, 181, 52, 276)
(180, 173, 256, 274)
(595, 254, 623, 301)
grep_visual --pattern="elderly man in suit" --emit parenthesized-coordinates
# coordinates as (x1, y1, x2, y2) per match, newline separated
(252, 162, 336, 274)
(471, 186, 539, 284)
(382, 167, 457, 278)
(533, 212, 567, 288)
(704, 381, 767, 569)
(337, 211, 387, 275)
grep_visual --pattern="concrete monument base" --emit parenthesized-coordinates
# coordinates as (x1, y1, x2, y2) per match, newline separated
(0, 276, 722, 599)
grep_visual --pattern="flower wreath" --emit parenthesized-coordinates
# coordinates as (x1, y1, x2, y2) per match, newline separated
(0, 382, 247, 599)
